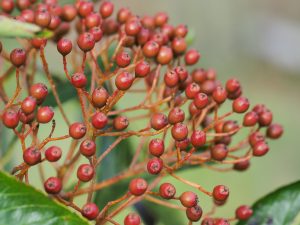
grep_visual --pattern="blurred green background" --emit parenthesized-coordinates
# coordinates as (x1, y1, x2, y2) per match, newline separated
(1, 0, 300, 224)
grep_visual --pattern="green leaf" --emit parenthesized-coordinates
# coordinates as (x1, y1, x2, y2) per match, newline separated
(0, 16, 41, 38)
(0, 171, 89, 225)
(237, 180, 300, 225)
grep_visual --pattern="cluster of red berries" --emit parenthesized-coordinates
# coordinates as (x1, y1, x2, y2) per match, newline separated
(0, 0, 283, 224)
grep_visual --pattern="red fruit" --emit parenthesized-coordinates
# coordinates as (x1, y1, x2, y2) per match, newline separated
(35, 11, 51, 28)
(186, 205, 203, 222)
(150, 113, 168, 130)
(211, 144, 228, 161)
(232, 97, 250, 113)
(189, 102, 201, 116)
(115, 71, 134, 90)
(226, 78, 240, 93)
(124, 213, 141, 225)
(267, 123, 283, 139)
(77, 164, 94, 182)
(48, 15, 61, 30)
(235, 205, 253, 220)
(1, 0, 14, 13)
(201, 218, 214, 225)
(172, 37, 187, 55)
(23, 147, 41, 165)
(31, 38, 47, 49)
(117, 8, 131, 24)
(81, 203, 99, 220)
(149, 139, 165, 157)
(129, 178, 148, 196)
(174, 66, 188, 82)
(194, 93, 209, 109)
(212, 86, 227, 104)
(159, 183, 176, 199)
(30, 83, 48, 104)
(16, 0, 30, 10)
(248, 131, 265, 147)
(99, 1, 114, 18)
(125, 19, 142, 36)
(78, 1, 93, 18)
(185, 49, 200, 65)
(137, 28, 150, 45)
(176, 138, 190, 151)
(77, 32, 95, 52)
(253, 141, 269, 156)
(37, 106, 54, 123)
(147, 157, 163, 175)
(21, 9, 34, 22)
(233, 159, 250, 171)
(57, 38, 72, 56)
(154, 12, 168, 27)
(135, 61, 150, 77)
(175, 24, 188, 38)
(91, 112, 108, 129)
(80, 139, 96, 157)
(192, 68, 206, 84)
(164, 70, 179, 88)
(44, 177, 62, 194)
(61, 4, 77, 22)
(91, 87, 109, 108)
(243, 111, 258, 127)
(168, 107, 185, 124)
(113, 116, 129, 131)
(69, 122, 87, 139)
(143, 41, 160, 58)
(179, 191, 198, 208)
(171, 123, 188, 141)
(89, 27, 103, 42)
(191, 130, 206, 147)
(2, 109, 19, 128)
(45, 146, 62, 162)
(71, 72, 87, 88)
(116, 51, 131, 68)
(258, 110, 273, 126)
(10, 48, 26, 67)
(156, 46, 173, 65)
(85, 12, 101, 29)
(213, 185, 229, 202)
(214, 218, 230, 225)
(185, 82, 200, 99)
(19, 111, 35, 124)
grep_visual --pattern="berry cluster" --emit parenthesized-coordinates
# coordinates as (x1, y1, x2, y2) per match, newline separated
(0, 0, 283, 224)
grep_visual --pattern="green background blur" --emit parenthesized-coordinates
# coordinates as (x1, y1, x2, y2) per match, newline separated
(1, 0, 300, 224)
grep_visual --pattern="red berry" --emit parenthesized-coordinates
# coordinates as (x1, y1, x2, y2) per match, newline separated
(214, 218, 230, 225)
(78, 1, 93, 18)
(16, 0, 30, 10)
(149, 139, 165, 157)
(116, 51, 131, 68)
(185, 49, 200, 65)
(258, 110, 273, 127)
(31, 38, 47, 49)
(191, 130, 206, 147)
(235, 205, 253, 220)
(194, 93, 209, 109)
(1, 0, 14, 13)
(44, 146, 61, 162)
(35, 11, 51, 28)
(243, 111, 258, 127)
(99, 1, 114, 18)
(174, 66, 188, 82)
(129, 178, 148, 196)
(80, 139, 96, 157)
(135, 61, 150, 77)
(91, 87, 109, 108)
(19, 111, 35, 124)
(113, 116, 129, 131)
(171, 123, 188, 141)
(172, 37, 187, 55)
(69, 122, 87, 139)
(2, 109, 19, 128)
(189, 102, 201, 117)
(186, 205, 203, 222)
(85, 12, 101, 29)
(44, 177, 62, 194)
(23, 147, 41, 165)
(115, 71, 134, 91)
(226, 78, 240, 93)
(37, 106, 54, 123)
(201, 218, 214, 225)
(57, 38, 72, 56)
(89, 27, 103, 42)
(71, 72, 87, 88)
(147, 157, 163, 175)
(124, 213, 141, 225)
(117, 8, 131, 24)
(81, 203, 99, 220)
(213, 185, 229, 202)
(192, 68, 206, 84)
(150, 113, 168, 130)
(30, 83, 48, 104)
(159, 183, 176, 199)
(176, 138, 190, 151)
(61, 4, 77, 22)
(179, 191, 198, 208)
(125, 19, 142, 36)
(248, 131, 265, 147)
(154, 12, 168, 27)
(211, 144, 228, 161)
(233, 159, 250, 171)
(142, 41, 160, 58)
(77, 32, 95, 52)
(201, 80, 217, 95)
(267, 123, 283, 139)
(48, 15, 61, 30)
(168, 107, 185, 124)
(156, 46, 173, 65)
(164, 70, 179, 88)
(137, 28, 150, 45)
(232, 97, 250, 113)
(10, 48, 26, 67)
(91, 112, 108, 129)
(185, 82, 200, 99)
(175, 24, 188, 38)
(253, 141, 269, 156)
(212, 86, 227, 104)
(77, 164, 94, 182)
